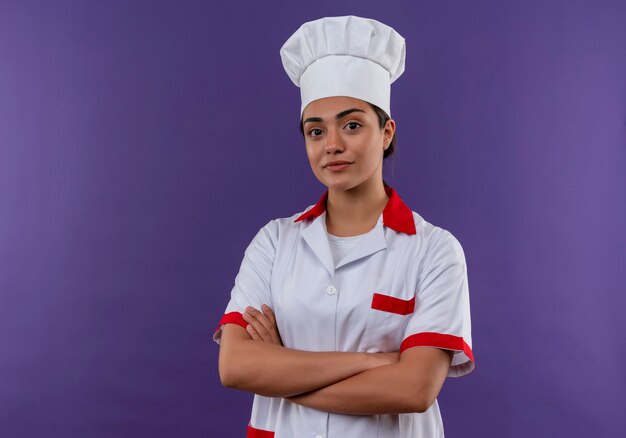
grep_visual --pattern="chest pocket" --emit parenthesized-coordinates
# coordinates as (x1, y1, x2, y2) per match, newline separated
(361, 272, 416, 352)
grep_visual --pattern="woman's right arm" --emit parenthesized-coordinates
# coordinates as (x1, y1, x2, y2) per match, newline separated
(217, 221, 397, 397)
(218, 323, 398, 398)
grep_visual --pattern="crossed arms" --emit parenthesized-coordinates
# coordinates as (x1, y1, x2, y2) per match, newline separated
(218, 305, 453, 415)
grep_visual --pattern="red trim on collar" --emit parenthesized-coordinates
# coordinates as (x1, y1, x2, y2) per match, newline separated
(295, 191, 328, 222)
(382, 186, 417, 235)
(294, 186, 416, 235)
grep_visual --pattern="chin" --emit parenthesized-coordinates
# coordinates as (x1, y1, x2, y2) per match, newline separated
(320, 178, 361, 193)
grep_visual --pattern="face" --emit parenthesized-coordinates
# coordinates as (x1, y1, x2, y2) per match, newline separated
(301, 96, 395, 193)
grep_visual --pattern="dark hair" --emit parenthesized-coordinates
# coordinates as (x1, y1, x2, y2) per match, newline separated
(368, 103, 396, 159)
(298, 102, 397, 159)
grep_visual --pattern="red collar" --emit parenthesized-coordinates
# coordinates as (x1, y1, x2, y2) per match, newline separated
(294, 186, 416, 235)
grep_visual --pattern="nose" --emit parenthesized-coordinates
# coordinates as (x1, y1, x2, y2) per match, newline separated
(324, 129, 344, 154)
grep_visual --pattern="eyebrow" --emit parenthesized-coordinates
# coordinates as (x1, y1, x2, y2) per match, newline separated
(302, 108, 366, 124)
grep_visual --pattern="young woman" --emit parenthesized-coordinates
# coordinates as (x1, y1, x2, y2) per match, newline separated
(214, 16, 474, 438)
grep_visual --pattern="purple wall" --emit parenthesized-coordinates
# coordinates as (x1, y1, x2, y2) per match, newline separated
(1, 1, 624, 436)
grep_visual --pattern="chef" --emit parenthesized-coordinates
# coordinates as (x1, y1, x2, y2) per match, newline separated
(214, 15, 474, 438)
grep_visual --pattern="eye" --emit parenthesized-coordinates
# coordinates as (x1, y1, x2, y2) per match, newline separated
(345, 121, 362, 131)
(308, 128, 324, 137)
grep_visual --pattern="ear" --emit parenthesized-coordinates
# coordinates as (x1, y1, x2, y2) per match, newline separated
(383, 119, 396, 146)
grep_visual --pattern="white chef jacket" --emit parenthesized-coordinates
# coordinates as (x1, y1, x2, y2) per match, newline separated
(214, 186, 474, 438)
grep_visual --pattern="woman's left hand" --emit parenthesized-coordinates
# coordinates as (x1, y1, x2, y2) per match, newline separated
(242, 304, 283, 346)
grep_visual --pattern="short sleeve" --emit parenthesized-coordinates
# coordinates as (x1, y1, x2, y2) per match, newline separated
(402, 229, 474, 377)
(212, 220, 278, 344)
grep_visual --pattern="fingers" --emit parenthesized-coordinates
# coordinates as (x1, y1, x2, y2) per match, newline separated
(243, 305, 281, 344)
(262, 305, 283, 345)
(242, 309, 270, 340)
(261, 304, 276, 325)
(246, 323, 261, 341)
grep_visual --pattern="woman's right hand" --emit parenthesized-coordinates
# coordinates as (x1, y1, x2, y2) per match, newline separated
(242, 304, 283, 346)
(220, 310, 402, 399)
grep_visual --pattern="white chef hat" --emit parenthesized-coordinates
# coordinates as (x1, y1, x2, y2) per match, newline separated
(280, 15, 406, 118)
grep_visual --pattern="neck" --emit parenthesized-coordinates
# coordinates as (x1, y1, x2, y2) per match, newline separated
(325, 178, 389, 237)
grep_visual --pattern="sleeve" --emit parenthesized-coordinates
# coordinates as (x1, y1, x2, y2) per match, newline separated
(401, 229, 474, 377)
(212, 220, 278, 344)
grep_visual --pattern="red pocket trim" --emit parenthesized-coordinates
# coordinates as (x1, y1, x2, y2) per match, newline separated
(371, 293, 415, 315)
(247, 424, 275, 437)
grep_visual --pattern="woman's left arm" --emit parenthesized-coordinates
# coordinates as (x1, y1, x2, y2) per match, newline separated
(244, 305, 453, 415)
(287, 346, 452, 415)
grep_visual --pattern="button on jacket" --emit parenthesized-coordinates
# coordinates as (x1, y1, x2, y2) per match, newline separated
(214, 186, 474, 438)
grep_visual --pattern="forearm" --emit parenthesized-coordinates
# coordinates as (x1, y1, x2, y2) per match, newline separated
(218, 324, 392, 397)
(288, 347, 452, 415)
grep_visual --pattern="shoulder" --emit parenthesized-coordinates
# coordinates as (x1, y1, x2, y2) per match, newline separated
(253, 204, 316, 244)
(409, 210, 466, 264)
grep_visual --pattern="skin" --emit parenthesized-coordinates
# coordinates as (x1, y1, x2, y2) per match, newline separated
(219, 322, 399, 399)
(218, 96, 453, 414)
(242, 306, 452, 414)
(302, 96, 395, 236)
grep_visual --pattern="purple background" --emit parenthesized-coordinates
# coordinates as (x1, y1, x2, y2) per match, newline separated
(1, 1, 625, 437)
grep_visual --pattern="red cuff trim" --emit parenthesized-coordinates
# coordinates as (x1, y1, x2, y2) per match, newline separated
(371, 293, 415, 315)
(247, 425, 274, 437)
(214, 311, 247, 336)
(400, 332, 474, 362)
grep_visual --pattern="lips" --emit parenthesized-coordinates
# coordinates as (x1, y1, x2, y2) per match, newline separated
(324, 160, 353, 168)
(324, 161, 353, 172)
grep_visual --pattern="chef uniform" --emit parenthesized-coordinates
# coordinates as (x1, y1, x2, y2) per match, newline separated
(214, 16, 475, 438)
